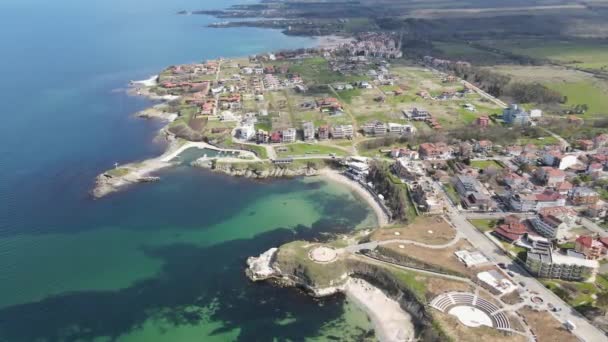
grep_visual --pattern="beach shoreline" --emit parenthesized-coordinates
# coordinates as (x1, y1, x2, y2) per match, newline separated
(344, 278, 415, 342)
(318, 169, 390, 227)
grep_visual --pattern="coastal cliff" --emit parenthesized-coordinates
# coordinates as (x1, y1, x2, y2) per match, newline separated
(194, 159, 322, 179)
(246, 242, 448, 341)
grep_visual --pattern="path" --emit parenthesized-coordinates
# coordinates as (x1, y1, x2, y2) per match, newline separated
(461, 80, 508, 108)
(344, 230, 463, 253)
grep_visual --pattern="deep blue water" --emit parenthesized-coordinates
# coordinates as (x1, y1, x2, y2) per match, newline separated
(0, 1, 378, 341)
(0, 0, 314, 233)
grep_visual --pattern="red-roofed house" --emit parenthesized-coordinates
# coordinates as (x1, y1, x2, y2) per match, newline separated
(575, 236, 607, 260)
(536, 167, 566, 186)
(553, 181, 573, 195)
(476, 116, 490, 128)
(474, 140, 493, 154)
(493, 216, 527, 243)
(594, 133, 608, 149)
(576, 139, 595, 151)
(419, 142, 453, 160)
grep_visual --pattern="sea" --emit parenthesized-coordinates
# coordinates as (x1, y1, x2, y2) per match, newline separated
(0, 0, 378, 341)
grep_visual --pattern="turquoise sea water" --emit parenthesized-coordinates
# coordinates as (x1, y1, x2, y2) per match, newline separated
(0, 0, 378, 341)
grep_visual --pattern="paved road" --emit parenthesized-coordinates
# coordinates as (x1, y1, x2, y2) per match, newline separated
(445, 206, 606, 342)
(461, 80, 508, 108)
(540, 127, 571, 148)
(580, 217, 608, 238)
(344, 232, 462, 254)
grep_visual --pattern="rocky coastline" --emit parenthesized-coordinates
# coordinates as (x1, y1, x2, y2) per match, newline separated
(246, 247, 438, 341)
(195, 159, 320, 179)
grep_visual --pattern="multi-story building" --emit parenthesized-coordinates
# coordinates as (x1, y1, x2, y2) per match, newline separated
(570, 187, 600, 205)
(508, 190, 566, 212)
(474, 140, 493, 154)
(536, 167, 566, 186)
(331, 125, 353, 139)
(281, 128, 297, 143)
(418, 142, 453, 160)
(317, 125, 330, 140)
(236, 124, 255, 140)
(476, 116, 490, 128)
(410, 180, 444, 215)
(387, 123, 416, 136)
(541, 152, 578, 170)
(255, 129, 269, 143)
(454, 175, 492, 211)
(405, 107, 430, 121)
(503, 104, 530, 125)
(575, 236, 608, 260)
(302, 122, 315, 141)
(526, 246, 598, 281)
(393, 158, 424, 181)
(363, 120, 387, 136)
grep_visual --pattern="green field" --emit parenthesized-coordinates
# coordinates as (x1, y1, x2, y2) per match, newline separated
(546, 81, 608, 117)
(468, 219, 497, 232)
(275, 143, 348, 157)
(287, 57, 365, 84)
(470, 160, 503, 170)
(486, 39, 608, 71)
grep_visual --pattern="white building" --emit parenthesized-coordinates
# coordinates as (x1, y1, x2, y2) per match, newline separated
(387, 123, 416, 136)
(236, 124, 255, 140)
(530, 109, 543, 118)
(332, 125, 354, 139)
(302, 122, 315, 141)
(282, 128, 297, 143)
(477, 270, 517, 295)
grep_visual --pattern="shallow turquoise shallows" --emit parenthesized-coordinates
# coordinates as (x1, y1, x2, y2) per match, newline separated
(0, 0, 377, 341)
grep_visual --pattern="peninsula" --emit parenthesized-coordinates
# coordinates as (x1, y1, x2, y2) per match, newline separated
(94, 19, 608, 341)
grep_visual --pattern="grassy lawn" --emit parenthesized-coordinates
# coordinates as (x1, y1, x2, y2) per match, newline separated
(334, 88, 361, 104)
(541, 279, 599, 307)
(388, 267, 427, 301)
(275, 143, 347, 157)
(442, 183, 460, 205)
(486, 39, 608, 71)
(517, 136, 559, 147)
(106, 167, 130, 177)
(432, 41, 509, 65)
(546, 81, 608, 117)
(288, 57, 365, 84)
(470, 160, 503, 170)
(469, 219, 497, 232)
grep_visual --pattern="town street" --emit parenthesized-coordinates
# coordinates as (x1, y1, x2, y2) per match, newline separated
(446, 205, 607, 342)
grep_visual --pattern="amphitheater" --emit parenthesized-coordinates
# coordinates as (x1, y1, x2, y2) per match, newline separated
(430, 292, 511, 331)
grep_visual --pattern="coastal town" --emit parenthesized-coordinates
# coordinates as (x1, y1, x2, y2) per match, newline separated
(96, 32, 608, 342)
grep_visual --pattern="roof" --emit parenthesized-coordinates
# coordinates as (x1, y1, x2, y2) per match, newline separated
(535, 190, 563, 202)
(551, 253, 599, 268)
(576, 235, 602, 249)
(538, 206, 577, 218)
(541, 167, 566, 178)
(554, 181, 573, 191)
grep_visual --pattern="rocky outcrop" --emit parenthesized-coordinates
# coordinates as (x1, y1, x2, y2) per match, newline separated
(208, 161, 319, 179)
(246, 248, 279, 281)
(92, 172, 160, 198)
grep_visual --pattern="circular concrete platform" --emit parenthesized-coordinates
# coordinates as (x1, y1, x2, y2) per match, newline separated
(309, 246, 338, 263)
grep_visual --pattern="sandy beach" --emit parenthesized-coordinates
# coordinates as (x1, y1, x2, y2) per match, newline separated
(319, 169, 389, 227)
(316, 35, 355, 49)
(344, 278, 415, 342)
